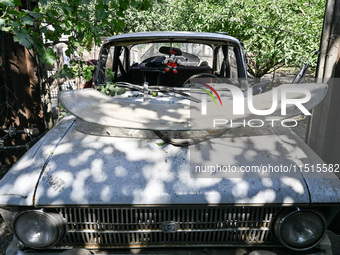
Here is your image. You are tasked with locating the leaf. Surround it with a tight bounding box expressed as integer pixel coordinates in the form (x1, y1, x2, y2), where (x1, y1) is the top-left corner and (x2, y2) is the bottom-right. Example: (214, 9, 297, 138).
(109, 89, 116, 96)
(23, 9, 43, 19)
(39, 26, 50, 34)
(63, 20, 72, 30)
(61, 5, 73, 14)
(83, 67, 94, 82)
(41, 48, 57, 66)
(0, 0, 21, 7)
(100, 86, 106, 94)
(13, 29, 33, 49)
(106, 68, 115, 80)
(119, 1, 128, 10)
(32, 34, 44, 48)
(156, 142, 165, 146)
(21, 15, 34, 26)
(11, 20, 20, 28)
(1, 26, 11, 32)
(96, 8, 106, 20)
(75, 22, 85, 32)
(141, 0, 152, 11)
(0, 18, 6, 28)
(108, 84, 115, 91)
(117, 87, 126, 95)
(57, 65, 74, 79)
(46, 10, 58, 19)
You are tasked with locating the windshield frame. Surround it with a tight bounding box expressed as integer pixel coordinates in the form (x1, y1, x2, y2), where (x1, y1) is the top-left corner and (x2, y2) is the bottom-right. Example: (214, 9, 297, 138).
(95, 33, 249, 89)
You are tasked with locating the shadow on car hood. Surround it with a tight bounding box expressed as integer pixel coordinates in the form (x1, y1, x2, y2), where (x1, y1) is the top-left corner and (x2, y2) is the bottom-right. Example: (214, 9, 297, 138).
(58, 83, 328, 131)
(1, 116, 339, 207)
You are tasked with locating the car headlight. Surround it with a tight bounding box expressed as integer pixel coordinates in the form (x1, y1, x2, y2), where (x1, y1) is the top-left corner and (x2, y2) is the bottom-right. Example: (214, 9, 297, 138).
(274, 209, 326, 251)
(14, 210, 65, 249)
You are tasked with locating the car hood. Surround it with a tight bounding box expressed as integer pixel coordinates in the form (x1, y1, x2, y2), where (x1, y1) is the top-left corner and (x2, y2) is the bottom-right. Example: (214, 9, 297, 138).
(1, 116, 340, 207)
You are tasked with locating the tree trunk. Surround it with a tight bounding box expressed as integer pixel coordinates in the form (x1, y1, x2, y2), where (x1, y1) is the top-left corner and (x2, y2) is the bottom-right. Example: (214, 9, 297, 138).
(0, 0, 51, 168)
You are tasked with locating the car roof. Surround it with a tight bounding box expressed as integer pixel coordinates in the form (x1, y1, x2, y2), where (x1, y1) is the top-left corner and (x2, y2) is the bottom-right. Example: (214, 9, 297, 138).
(103, 31, 242, 47)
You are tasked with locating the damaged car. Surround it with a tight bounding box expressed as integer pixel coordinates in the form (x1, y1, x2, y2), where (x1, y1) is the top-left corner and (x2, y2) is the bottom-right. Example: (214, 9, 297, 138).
(0, 31, 339, 255)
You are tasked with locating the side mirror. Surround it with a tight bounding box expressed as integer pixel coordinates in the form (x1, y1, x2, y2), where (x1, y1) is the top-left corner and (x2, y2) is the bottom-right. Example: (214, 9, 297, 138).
(252, 82, 268, 95)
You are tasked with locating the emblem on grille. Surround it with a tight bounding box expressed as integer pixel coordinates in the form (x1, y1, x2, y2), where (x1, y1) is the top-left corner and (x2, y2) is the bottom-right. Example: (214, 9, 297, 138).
(162, 222, 178, 232)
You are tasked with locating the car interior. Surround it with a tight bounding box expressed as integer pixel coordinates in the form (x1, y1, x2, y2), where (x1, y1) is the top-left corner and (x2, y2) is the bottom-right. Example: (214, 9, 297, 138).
(96, 41, 244, 88)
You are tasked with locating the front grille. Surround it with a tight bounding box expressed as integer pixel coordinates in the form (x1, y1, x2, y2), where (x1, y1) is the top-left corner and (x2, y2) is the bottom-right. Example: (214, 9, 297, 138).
(56, 206, 280, 248)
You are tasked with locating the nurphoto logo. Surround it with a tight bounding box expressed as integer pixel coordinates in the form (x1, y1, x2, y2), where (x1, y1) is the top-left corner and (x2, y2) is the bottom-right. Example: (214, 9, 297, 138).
(199, 84, 312, 116)
(198, 83, 223, 115)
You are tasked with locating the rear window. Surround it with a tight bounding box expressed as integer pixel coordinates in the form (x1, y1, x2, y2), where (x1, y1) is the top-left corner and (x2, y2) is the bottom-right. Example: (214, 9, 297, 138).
(130, 43, 213, 67)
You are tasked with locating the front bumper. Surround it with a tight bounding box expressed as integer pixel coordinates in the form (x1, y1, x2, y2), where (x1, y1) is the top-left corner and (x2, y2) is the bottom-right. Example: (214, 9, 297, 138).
(5, 236, 333, 255)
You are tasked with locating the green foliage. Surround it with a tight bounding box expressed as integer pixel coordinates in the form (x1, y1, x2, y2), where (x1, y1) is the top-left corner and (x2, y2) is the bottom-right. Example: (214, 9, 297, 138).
(124, 0, 325, 77)
(57, 103, 68, 121)
(0, 0, 325, 78)
(1, 0, 21, 7)
(52, 64, 74, 79)
(0, 0, 153, 65)
(68, 60, 95, 82)
(99, 83, 126, 97)
(99, 68, 126, 96)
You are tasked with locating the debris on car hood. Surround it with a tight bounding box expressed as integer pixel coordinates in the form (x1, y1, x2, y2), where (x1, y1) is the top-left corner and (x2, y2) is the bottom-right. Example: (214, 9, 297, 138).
(58, 83, 327, 130)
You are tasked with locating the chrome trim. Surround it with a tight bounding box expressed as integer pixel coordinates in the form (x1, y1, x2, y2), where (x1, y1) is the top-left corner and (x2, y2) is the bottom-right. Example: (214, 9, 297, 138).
(55, 206, 280, 248)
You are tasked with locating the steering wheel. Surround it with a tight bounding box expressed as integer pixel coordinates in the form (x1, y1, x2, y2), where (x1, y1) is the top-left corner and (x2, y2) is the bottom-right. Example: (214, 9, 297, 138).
(140, 56, 166, 67)
(182, 73, 223, 87)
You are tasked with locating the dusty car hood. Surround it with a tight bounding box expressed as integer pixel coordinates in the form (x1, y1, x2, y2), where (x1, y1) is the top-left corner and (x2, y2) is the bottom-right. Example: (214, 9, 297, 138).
(58, 83, 328, 130)
(1, 116, 340, 207)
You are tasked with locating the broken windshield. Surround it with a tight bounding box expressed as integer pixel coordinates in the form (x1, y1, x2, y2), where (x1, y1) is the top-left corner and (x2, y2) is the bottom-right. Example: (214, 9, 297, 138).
(130, 43, 213, 67)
